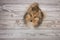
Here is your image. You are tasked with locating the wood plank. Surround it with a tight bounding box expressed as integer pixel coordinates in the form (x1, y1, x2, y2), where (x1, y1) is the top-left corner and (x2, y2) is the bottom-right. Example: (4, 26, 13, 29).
(0, 0, 60, 40)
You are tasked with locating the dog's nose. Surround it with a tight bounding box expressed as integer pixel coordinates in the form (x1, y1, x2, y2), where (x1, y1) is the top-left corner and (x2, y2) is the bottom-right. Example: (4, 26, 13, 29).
(30, 20, 32, 22)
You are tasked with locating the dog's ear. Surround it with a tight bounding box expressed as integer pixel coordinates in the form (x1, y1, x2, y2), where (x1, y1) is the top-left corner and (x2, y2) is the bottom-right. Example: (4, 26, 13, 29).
(23, 12, 28, 23)
(40, 10, 47, 19)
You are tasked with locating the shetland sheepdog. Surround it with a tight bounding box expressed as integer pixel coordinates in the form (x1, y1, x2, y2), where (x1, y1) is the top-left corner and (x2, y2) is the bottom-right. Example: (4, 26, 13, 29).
(24, 2, 44, 29)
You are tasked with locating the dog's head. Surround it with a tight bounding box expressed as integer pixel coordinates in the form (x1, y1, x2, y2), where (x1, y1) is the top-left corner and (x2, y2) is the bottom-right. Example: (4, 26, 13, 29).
(28, 2, 40, 13)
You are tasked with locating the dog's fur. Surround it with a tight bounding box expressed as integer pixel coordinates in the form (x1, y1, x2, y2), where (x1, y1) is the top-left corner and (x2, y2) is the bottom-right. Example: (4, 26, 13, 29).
(24, 2, 44, 28)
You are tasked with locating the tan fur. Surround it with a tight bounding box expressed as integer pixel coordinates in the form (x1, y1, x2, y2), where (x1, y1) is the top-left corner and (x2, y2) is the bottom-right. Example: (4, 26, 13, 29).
(24, 2, 44, 28)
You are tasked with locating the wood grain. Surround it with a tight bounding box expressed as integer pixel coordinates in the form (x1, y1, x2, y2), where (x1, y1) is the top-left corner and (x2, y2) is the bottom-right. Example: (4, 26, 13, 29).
(0, 0, 60, 40)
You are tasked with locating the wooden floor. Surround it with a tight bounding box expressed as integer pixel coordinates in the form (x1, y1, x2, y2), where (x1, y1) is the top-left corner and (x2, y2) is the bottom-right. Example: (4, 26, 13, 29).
(0, 0, 60, 40)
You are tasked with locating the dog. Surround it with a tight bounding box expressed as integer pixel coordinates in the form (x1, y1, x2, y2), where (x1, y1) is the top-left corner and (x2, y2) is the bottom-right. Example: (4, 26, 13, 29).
(24, 2, 44, 28)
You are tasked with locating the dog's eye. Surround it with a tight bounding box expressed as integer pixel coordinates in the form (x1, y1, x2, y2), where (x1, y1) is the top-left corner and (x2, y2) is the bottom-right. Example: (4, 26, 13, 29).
(34, 16, 37, 18)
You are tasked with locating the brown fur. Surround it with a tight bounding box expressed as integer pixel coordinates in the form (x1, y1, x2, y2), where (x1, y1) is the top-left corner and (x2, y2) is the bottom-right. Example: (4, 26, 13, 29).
(24, 2, 44, 28)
